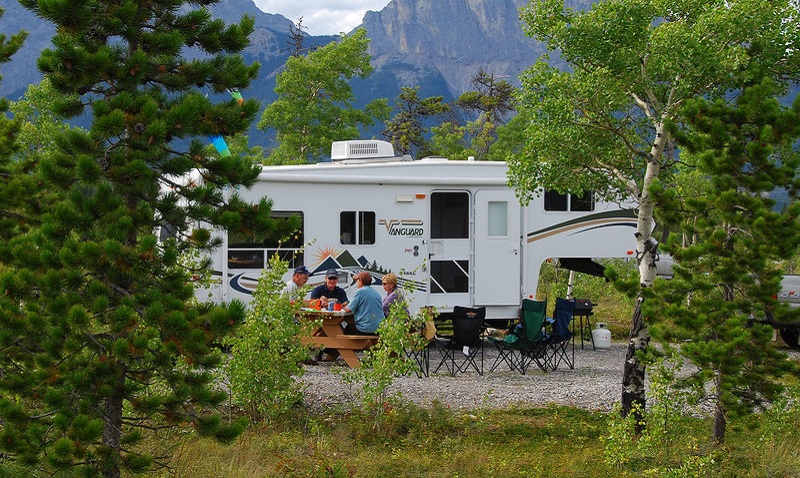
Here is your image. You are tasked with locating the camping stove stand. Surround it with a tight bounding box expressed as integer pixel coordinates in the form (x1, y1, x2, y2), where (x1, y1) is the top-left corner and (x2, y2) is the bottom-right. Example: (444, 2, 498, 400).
(573, 299, 596, 350)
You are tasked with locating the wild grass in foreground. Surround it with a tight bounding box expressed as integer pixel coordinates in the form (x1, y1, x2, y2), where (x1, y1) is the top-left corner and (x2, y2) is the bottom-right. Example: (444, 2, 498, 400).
(150, 398, 800, 478)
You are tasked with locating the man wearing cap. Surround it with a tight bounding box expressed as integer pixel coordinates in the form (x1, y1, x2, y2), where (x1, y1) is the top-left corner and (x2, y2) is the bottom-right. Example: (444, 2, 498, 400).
(309, 269, 351, 362)
(309, 269, 349, 309)
(281, 265, 310, 302)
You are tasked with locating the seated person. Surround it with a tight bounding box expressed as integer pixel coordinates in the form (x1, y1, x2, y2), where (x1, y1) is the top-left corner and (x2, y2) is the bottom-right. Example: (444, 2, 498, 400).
(344, 272, 384, 335)
(381, 273, 408, 317)
(310, 269, 349, 309)
(281, 265, 310, 303)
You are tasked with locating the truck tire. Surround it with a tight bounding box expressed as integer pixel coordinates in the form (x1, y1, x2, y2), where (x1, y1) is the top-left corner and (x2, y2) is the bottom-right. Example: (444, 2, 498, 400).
(779, 328, 800, 350)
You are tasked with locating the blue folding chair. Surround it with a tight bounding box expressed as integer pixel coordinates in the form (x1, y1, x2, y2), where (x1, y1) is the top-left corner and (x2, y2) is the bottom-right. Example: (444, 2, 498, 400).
(545, 298, 576, 371)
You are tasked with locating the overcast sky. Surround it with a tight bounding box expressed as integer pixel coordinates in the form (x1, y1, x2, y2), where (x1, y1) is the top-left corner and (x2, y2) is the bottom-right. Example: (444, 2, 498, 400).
(252, 1, 391, 36)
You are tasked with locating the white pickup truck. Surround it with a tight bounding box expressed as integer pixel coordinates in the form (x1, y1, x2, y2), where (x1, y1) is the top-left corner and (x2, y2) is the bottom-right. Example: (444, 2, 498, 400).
(657, 258, 800, 349)
(767, 275, 800, 349)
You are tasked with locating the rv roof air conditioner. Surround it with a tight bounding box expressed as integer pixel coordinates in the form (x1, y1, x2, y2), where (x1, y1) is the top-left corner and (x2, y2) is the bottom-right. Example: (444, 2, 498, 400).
(331, 140, 395, 161)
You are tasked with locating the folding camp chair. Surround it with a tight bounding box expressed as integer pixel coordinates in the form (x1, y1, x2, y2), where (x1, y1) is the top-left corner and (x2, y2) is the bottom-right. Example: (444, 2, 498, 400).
(545, 297, 576, 371)
(404, 318, 436, 377)
(488, 329, 522, 372)
(516, 299, 550, 374)
(489, 299, 548, 374)
(432, 306, 485, 375)
(405, 339, 431, 377)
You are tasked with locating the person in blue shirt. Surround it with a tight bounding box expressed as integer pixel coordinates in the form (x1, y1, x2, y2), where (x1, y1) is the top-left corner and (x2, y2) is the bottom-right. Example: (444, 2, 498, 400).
(344, 271, 384, 334)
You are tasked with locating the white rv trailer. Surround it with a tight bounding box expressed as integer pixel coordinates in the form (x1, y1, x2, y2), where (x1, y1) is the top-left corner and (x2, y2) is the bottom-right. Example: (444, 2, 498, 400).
(204, 140, 639, 321)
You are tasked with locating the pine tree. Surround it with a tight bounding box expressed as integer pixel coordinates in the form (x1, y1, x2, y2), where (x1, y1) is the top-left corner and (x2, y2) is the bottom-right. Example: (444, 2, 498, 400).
(286, 18, 310, 58)
(0, 6, 27, 243)
(456, 68, 515, 160)
(429, 69, 515, 160)
(648, 77, 800, 443)
(383, 86, 450, 157)
(0, 1, 286, 476)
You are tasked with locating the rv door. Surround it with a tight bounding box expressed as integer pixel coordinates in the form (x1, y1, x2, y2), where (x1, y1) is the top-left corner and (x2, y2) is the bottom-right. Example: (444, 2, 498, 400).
(473, 190, 522, 305)
(427, 191, 471, 309)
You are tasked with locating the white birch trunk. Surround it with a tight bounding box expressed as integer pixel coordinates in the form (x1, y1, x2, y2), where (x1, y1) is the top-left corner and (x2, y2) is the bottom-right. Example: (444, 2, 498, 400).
(621, 119, 668, 419)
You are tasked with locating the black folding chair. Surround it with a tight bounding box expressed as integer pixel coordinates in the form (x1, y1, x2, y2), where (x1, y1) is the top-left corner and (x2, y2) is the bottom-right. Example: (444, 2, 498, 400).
(405, 331, 433, 378)
(432, 306, 486, 375)
(403, 308, 438, 377)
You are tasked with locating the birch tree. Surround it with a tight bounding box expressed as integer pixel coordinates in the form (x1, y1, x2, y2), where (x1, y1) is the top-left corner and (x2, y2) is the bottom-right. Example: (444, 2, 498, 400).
(502, 0, 800, 419)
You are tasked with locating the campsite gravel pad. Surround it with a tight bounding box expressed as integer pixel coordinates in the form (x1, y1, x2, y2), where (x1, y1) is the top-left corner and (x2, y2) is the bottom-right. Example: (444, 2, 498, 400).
(299, 343, 629, 412)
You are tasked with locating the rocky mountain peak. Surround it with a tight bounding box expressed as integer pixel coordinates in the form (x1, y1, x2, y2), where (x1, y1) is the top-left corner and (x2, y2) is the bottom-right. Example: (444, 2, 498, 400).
(363, 0, 544, 96)
(0, 0, 582, 116)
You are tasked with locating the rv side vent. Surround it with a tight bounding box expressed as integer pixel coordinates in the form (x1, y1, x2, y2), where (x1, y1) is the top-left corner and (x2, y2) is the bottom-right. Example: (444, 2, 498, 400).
(331, 140, 395, 161)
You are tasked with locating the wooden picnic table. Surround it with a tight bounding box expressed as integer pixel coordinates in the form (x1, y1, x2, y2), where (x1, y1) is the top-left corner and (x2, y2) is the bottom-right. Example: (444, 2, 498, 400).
(297, 309, 380, 368)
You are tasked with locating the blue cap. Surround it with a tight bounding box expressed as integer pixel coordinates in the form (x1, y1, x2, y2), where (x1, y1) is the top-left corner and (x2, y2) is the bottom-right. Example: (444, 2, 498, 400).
(326, 269, 338, 278)
(293, 265, 309, 275)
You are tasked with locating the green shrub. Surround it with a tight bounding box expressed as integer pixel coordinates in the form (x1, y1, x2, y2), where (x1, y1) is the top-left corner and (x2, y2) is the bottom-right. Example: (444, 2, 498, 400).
(337, 301, 426, 411)
(602, 350, 718, 474)
(224, 256, 312, 423)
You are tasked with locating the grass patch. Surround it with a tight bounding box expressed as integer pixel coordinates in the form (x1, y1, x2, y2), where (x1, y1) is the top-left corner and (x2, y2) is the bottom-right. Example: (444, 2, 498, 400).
(150, 400, 800, 477)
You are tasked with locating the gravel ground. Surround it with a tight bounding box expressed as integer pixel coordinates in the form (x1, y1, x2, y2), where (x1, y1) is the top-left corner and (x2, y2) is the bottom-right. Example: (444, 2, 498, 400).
(299, 342, 629, 412)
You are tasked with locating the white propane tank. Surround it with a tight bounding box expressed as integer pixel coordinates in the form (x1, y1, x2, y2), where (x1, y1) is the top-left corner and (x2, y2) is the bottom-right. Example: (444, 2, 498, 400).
(592, 322, 612, 350)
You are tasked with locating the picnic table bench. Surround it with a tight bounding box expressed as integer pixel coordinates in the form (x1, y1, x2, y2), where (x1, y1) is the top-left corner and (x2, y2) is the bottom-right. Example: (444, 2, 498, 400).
(297, 309, 380, 368)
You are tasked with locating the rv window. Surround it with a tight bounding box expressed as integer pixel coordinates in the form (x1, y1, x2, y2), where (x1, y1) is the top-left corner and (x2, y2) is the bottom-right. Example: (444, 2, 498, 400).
(430, 260, 469, 293)
(228, 250, 264, 269)
(570, 191, 594, 211)
(229, 212, 304, 248)
(341, 212, 355, 244)
(487, 201, 508, 237)
(544, 190, 595, 212)
(431, 192, 469, 239)
(359, 211, 376, 244)
(544, 190, 568, 211)
(340, 211, 376, 245)
(227, 211, 304, 269)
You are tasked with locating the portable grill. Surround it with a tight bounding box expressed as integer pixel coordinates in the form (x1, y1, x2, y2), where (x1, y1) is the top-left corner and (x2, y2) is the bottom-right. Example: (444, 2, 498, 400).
(573, 299, 596, 350)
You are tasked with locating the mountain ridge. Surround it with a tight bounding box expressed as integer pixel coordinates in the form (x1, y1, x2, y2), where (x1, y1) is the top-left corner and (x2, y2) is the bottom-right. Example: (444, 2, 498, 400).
(0, 0, 553, 101)
(363, 0, 554, 96)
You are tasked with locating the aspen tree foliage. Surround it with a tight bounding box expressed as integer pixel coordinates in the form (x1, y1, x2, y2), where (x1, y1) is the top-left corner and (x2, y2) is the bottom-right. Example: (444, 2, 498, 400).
(503, 0, 800, 420)
(257, 28, 390, 163)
